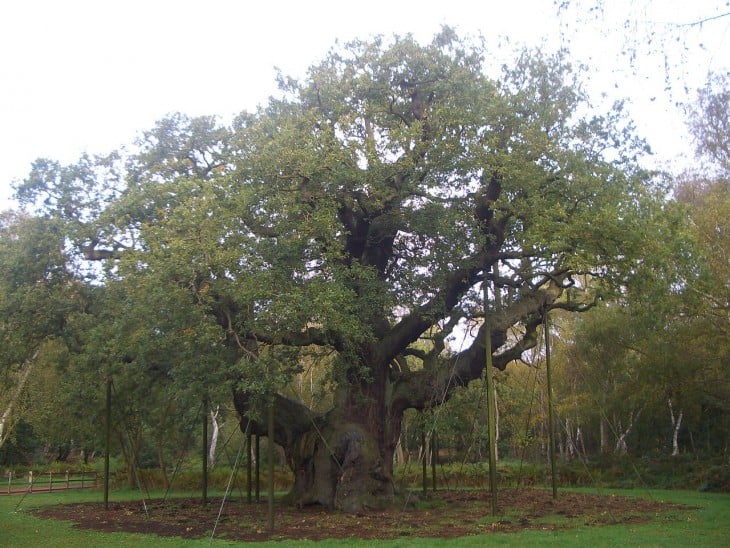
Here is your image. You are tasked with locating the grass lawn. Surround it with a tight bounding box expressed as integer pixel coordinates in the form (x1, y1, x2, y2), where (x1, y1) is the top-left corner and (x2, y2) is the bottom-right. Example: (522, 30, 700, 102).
(1, 487, 728, 546)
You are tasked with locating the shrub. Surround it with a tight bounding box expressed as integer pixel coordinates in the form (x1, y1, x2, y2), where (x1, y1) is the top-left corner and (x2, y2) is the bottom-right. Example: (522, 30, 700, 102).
(698, 465, 730, 493)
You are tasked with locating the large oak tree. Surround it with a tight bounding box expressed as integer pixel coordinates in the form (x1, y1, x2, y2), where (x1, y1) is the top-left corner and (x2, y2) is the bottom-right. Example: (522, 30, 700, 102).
(15, 30, 687, 510)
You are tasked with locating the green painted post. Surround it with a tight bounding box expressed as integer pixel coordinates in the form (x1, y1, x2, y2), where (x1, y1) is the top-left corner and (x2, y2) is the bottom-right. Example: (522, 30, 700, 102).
(421, 428, 427, 494)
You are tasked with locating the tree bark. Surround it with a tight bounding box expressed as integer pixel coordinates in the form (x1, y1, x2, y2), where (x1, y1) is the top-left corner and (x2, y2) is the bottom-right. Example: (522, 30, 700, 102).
(234, 376, 403, 512)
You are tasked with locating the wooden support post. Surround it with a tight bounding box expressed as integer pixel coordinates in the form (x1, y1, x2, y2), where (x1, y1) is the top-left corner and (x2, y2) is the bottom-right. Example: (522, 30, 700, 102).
(202, 396, 209, 506)
(484, 270, 498, 516)
(431, 432, 437, 492)
(255, 435, 261, 503)
(104, 377, 112, 510)
(421, 428, 427, 495)
(544, 312, 558, 499)
(246, 432, 253, 503)
(267, 398, 275, 533)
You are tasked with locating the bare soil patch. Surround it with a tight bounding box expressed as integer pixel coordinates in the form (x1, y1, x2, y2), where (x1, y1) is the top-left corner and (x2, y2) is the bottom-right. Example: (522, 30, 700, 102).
(32, 489, 690, 542)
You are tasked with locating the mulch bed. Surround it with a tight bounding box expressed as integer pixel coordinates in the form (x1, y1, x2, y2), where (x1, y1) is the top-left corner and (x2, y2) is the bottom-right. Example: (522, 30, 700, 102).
(31, 488, 691, 542)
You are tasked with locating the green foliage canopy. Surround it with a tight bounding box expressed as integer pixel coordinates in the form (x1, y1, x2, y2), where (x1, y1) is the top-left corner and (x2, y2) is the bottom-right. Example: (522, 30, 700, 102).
(9, 29, 694, 436)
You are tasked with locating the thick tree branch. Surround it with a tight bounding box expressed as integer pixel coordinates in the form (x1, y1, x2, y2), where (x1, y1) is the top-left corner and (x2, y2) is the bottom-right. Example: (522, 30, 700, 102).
(234, 391, 324, 450)
(378, 259, 484, 366)
(392, 276, 566, 411)
(82, 238, 124, 261)
(250, 326, 346, 352)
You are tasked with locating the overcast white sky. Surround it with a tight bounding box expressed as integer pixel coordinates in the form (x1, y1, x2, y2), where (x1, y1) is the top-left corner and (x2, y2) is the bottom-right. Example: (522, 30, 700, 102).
(1, 0, 728, 211)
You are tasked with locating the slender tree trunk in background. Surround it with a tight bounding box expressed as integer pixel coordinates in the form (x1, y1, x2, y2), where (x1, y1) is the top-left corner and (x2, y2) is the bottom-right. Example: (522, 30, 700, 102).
(564, 418, 577, 459)
(668, 399, 683, 457)
(576, 426, 586, 456)
(119, 430, 144, 489)
(156, 441, 170, 490)
(614, 409, 640, 455)
(209, 407, 221, 468)
(615, 420, 627, 455)
(394, 437, 405, 465)
(0, 351, 38, 448)
(600, 419, 608, 454)
(672, 412, 683, 456)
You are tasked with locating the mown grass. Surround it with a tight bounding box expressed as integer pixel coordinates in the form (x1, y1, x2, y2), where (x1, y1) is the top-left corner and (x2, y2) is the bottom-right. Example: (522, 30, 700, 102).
(1, 487, 728, 546)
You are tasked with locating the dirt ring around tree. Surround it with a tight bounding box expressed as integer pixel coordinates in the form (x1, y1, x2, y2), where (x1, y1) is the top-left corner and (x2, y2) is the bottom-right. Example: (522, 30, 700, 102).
(31, 488, 692, 542)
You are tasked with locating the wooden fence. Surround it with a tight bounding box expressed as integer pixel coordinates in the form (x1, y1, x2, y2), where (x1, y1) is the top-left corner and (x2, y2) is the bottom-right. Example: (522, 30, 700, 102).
(3, 470, 98, 495)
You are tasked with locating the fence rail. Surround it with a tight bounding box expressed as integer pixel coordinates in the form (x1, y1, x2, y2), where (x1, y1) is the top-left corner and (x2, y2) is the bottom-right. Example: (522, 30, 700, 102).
(3, 470, 98, 495)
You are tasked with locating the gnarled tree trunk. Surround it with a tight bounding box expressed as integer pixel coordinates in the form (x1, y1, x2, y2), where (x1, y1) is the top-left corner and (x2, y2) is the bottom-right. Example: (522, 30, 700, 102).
(233, 279, 568, 512)
(234, 367, 405, 512)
